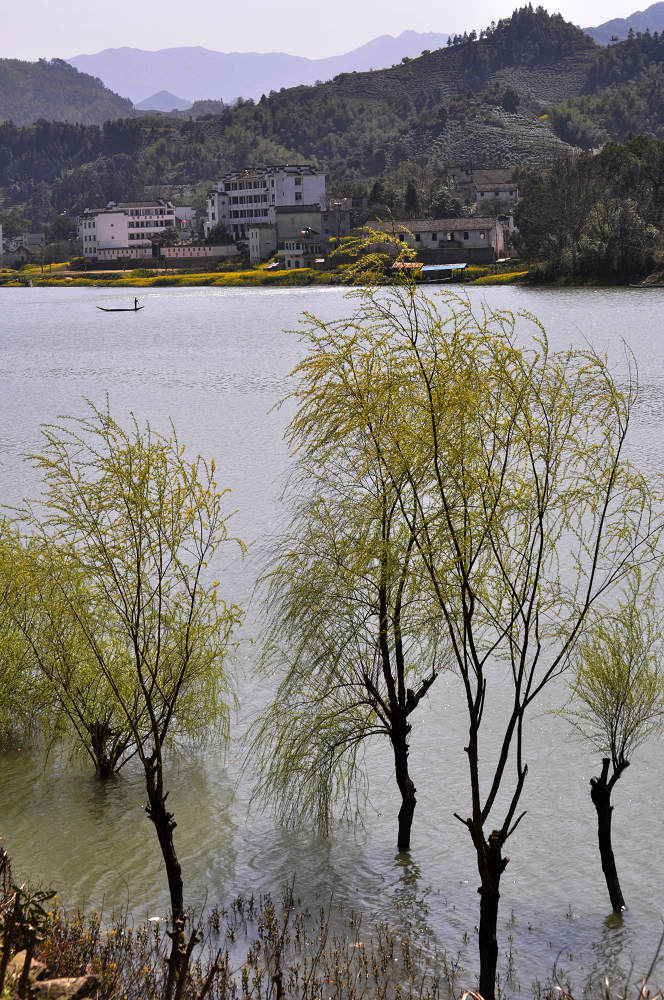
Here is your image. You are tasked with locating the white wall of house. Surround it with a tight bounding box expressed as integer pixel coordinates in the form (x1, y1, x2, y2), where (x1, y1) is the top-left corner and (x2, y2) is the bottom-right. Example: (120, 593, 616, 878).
(401, 218, 507, 257)
(95, 212, 129, 249)
(474, 185, 518, 210)
(206, 165, 326, 240)
(160, 244, 238, 259)
(248, 226, 278, 265)
(78, 202, 176, 258)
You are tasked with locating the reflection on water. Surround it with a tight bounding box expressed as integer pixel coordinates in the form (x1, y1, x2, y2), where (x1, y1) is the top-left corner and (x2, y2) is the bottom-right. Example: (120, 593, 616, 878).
(1, 284, 664, 990)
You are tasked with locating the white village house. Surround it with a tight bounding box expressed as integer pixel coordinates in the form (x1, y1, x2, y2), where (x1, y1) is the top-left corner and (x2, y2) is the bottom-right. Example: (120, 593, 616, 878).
(395, 217, 509, 264)
(78, 200, 177, 257)
(248, 200, 352, 266)
(205, 165, 326, 240)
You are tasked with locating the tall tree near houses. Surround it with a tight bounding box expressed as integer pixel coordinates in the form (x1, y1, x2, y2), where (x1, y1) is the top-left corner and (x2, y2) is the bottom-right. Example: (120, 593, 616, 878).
(404, 179, 419, 218)
(23, 402, 243, 1000)
(563, 579, 664, 911)
(281, 234, 662, 1000)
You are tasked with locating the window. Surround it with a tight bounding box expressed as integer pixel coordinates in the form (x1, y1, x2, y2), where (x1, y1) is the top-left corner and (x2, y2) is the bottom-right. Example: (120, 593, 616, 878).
(480, 231, 486, 240)
(415, 233, 420, 242)
(447, 231, 454, 241)
(464, 232, 469, 240)
(295, 177, 302, 186)
(295, 193, 302, 201)
(431, 232, 437, 241)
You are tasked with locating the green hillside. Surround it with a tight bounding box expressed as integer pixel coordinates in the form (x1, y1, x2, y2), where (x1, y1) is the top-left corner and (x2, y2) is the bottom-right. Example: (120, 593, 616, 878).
(0, 58, 135, 126)
(4, 6, 664, 225)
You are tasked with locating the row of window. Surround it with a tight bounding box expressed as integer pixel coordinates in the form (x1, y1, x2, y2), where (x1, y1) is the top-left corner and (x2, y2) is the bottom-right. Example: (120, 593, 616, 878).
(283, 241, 321, 251)
(229, 209, 270, 219)
(478, 190, 516, 197)
(223, 180, 267, 192)
(414, 231, 486, 242)
(127, 208, 174, 217)
(230, 195, 269, 205)
(222, 174, 306, 192)
(128, 221, 171, 229)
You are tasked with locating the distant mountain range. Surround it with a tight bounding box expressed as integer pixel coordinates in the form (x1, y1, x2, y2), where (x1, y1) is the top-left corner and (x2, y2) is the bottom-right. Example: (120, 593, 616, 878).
(585, 0, 664, 42)
(68, 31, 449, 105)
(3, 3, 664, 128)
(64, 3, 664, 112)
(135, 90, 192, 112)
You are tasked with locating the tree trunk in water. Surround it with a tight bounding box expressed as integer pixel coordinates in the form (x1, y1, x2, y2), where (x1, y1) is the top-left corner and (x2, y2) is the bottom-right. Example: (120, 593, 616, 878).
(477, 832, 504, 1000)
(590, 758, 625, 912)
(145, 780, 183, 921)
(392, 719, 416, 851)
(145, 763, 185, 1000)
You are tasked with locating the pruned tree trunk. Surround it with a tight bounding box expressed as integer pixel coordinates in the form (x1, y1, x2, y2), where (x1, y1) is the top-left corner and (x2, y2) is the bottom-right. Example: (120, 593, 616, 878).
(392, 718, 416, 851)
(477, 831, 507, 1000)
(590, 757, 626, 912)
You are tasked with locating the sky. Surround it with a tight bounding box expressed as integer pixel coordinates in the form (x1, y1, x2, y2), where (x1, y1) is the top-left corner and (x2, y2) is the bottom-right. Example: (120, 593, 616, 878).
(1, 0, 643, 61)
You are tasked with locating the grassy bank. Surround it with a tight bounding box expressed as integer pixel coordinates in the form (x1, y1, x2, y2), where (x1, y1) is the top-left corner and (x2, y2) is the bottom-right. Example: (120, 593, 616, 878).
(0, 265, 340, 289)
(0, 259, 536, 289)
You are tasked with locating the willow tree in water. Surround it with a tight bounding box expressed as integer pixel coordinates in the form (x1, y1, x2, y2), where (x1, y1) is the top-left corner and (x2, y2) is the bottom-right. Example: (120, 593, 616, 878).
(24, 403, 243, 1000)
(253, 343, 445, 851)
(0, 521, 47, 750)
(565, 579, 664, 912)
(263, 233, 662, 1000)
(4, 532, 143, 775)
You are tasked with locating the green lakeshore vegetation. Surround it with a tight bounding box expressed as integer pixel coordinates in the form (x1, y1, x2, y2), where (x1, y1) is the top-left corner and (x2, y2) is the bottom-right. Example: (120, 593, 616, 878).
(2, 239, 664, 1000)
(0, 259, 530, 289)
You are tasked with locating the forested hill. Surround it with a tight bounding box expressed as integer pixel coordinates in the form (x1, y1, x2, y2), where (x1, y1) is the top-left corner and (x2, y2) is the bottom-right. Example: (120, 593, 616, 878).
(0, 59, 135, 126)
(327, 5, 595, 105)
(5, 6, 664, 223)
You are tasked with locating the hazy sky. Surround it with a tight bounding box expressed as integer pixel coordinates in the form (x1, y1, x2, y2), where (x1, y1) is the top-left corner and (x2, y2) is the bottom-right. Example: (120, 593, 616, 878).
(2, 0, 641, 61)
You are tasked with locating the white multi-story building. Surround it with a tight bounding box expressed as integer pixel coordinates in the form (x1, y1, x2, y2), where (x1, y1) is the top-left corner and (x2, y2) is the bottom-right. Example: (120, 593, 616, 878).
(205, 165, 326, 240)
(78, 200, 176, 258)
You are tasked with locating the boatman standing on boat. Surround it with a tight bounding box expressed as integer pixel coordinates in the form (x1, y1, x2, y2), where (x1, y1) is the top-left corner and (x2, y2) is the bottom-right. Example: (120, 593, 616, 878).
(134, 297, 139, 310)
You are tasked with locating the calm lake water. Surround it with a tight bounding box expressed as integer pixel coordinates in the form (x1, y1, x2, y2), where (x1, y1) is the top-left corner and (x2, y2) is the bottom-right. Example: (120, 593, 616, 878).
(1, 284, 663, 995)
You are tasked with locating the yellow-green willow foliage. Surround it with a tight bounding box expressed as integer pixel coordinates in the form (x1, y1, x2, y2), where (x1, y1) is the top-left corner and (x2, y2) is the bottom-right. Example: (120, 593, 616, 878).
(255, 256, 663, 999)
(20, 401, 243, 988)
(563, 577, 664, 910)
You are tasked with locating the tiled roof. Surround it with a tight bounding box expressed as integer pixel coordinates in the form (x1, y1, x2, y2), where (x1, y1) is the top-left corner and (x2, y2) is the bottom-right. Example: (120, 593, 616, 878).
(392, 217, 500, 233)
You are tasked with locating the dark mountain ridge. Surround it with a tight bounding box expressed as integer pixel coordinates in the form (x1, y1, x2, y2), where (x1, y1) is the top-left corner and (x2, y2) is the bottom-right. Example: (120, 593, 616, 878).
(0, 58, 135, 126)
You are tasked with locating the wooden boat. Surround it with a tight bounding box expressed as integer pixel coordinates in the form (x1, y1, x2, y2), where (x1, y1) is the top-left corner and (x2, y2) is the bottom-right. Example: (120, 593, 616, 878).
(97, 305, 144, 312)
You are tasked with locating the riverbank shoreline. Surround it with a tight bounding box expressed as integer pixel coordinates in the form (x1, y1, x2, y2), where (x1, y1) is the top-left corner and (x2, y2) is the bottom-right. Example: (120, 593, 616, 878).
(2, 261, 662, 290)
(0, 258, 533, 289)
